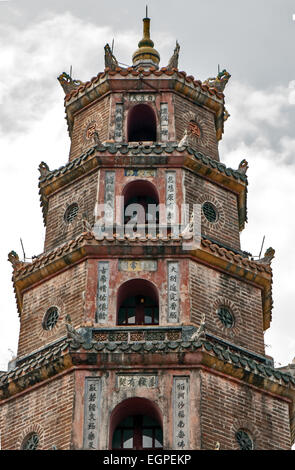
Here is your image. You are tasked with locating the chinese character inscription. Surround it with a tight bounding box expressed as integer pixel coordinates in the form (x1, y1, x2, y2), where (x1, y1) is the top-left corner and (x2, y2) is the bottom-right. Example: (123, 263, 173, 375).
(96, 262, 110, 323)
(83, 377, 101, 450)
(173, 376, 190, 450)
(167, 261, 179, 323)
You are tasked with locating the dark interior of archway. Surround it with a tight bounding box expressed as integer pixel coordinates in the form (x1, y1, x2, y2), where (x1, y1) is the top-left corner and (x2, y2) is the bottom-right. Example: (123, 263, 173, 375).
(128, 104, 157, 142)
(109, 397, 163, 450)
(123, 180, 159, 225)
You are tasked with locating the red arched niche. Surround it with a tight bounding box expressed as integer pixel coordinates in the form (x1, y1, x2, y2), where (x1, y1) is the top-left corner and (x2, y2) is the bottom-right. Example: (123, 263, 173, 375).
(127, 104, 157, 142)
(123, 179, 159, 203)
(117, 278, 159, 322)
(109, 397, 163, 449)
(122, 180, 159, 226)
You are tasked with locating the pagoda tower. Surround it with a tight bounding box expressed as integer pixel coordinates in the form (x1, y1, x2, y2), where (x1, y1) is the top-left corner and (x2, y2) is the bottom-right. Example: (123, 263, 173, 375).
(1, 16, 295, 451)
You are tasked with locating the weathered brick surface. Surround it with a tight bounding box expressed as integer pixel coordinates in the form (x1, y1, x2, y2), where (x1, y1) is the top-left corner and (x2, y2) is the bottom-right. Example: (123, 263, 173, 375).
(69, 95, 110, 161)
(44, 170, 99, 252)
(2, 68, 290, 452)
(200, 371, 291, 450)
(72, 369, 201, 450)
(189, 260, 265, 356)
(86, 258, 190, 327)
(0, 372, 74, 450)
(184, 169, 241, 251)
(173, 94, 219, 160)
(96, 167, 184, 226)
(18, 262, 87, 357)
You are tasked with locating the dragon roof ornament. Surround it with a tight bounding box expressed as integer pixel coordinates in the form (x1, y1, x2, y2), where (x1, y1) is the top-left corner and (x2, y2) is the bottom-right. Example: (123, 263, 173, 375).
(203, 69, 231, 93)
(57, 72, 85, 95)
(104, 43, 119, 71)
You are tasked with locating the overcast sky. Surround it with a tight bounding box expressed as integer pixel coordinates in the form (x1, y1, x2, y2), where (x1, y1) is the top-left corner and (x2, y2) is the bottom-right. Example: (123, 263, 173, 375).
(0, 0, 295, 371)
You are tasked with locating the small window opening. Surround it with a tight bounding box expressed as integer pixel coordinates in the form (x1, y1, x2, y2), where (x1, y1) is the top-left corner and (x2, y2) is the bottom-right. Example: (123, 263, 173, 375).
(117, 279, 159, 326)
(128, 104, 157, 142)
(112, 415, 163, 450)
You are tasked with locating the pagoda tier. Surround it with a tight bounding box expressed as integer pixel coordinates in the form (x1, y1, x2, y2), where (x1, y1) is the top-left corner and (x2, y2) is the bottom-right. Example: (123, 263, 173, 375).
(1, 16, 294, 451)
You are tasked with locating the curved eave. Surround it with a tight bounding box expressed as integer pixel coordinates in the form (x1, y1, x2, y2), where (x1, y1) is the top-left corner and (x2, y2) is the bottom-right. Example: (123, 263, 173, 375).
(0, 343, 294, 412)
(38, 146, 247, 230)
(190, 244, 272, 331)
(63, 69, 225, 141)
(12, 233, 272, 331)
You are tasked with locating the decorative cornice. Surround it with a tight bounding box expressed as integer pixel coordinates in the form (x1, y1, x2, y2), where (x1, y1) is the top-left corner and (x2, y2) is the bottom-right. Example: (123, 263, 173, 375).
(195, 239, 273, 330)
(62, 67, 226, 141)
(64, 67, 224, 103)
(38, 144, 247, 229)
(10, 229, 272, 329)
(0, 329, 294, 407)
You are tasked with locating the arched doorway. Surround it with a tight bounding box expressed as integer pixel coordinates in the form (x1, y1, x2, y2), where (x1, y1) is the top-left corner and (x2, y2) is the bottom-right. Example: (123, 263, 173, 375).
(127, 104, 157, 142)
(110, 397, 163, 450)
(123, 180, 159, 231)
(117, 279, 159, 326)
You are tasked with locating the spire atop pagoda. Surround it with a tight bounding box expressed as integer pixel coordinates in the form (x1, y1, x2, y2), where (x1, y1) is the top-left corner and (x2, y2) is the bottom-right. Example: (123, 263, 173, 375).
(132, 12, 160, 69)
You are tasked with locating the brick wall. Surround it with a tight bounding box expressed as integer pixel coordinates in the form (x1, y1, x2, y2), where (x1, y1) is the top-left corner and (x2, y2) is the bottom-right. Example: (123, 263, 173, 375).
(173, 94, 219, 160)
(18, 262, 87, 357)
(190, 260, 265, 356)
(69, 95, 110, 161)
(86, 258, 191, 327)
(0, 372, 74, 450)
(44, 170, 99, 252)
(71, 369, 200, 450)
(184, 169, 241, 251)
(200, 371, 291, 450)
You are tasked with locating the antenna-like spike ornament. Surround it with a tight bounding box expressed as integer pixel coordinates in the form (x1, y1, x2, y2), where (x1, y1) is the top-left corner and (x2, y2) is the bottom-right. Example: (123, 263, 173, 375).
(132, 15, 160, 69)
(167, 40, 180, 70)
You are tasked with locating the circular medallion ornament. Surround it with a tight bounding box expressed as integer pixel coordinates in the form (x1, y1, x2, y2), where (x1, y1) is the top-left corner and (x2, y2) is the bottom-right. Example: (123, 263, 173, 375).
(22, 433, 39, 450)
(43, 306, 59, 331)
(217, 306, 234, 329)
(235, 430, 254, 450)
(182, 111, 211, 148)
(82, 113, 103, 148)
(85, 121, 97, 140)
(202, 201, 218, 223)
(64, 202, 79, 224)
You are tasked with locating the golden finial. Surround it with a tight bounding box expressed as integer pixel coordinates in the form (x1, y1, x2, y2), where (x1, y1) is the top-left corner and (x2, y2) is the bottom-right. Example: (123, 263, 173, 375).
(132, 10, 160, 69)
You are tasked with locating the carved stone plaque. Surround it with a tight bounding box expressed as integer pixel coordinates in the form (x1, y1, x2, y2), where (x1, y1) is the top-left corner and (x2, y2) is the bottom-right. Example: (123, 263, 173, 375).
(166, 171, 176, 224)
(167, 261, 179, 323)
(173, 376, 190, 450)
(124, 168, 156, 177)
(114, 104, 123, 142)
(96, 262, 110, 323)
(117, 374, 158, 388)
(104, 171, 115, 225)
(129, 93, 155, 102)
(160, 103, 169, 141)
(83, 377, 102, 450)
(118, 259, 157, 272)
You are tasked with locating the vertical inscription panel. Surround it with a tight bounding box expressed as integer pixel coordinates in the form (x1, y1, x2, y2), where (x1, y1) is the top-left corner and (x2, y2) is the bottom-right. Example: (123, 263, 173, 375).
(104, 171, 115, 225)
(114, 104, 123, 142)
(173, 376, 190, 450)
(166, 171, 176, 224)
(83, 377, 102, 450)
(96, 261, 110, 323)
(167, 261, 179, 323)
(160, 103, 169, 141)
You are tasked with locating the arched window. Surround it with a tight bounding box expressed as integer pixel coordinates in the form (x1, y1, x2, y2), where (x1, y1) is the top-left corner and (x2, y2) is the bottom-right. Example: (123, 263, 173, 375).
(112, 415, 163, 449)
(128, 104, 157, 142)
(110, 398, 163, 450)
(117, 279, 159, 325)
(123, 180, 159, 231)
